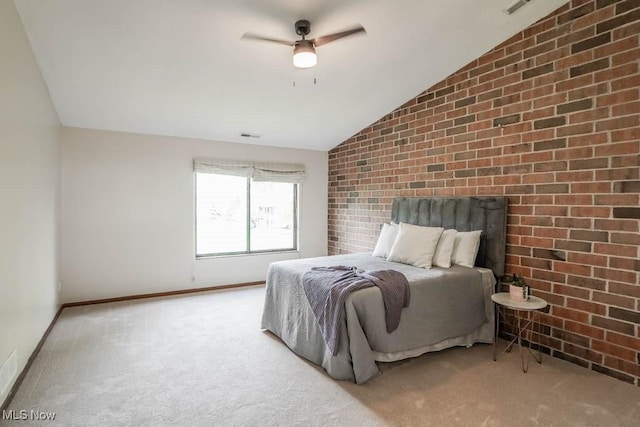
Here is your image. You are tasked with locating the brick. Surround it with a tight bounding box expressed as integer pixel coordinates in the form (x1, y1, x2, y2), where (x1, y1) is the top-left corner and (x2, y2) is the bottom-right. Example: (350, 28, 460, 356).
(593, 194, 640, 206)
(536, 183, 569, 194)
(557, 170, 594, 182)
(552, 328, 590, 348)
(534, 116, 567, 129)
(570, 230, 609, 242)
(612, 74, 640, 92)
(568, 81, 609, 102)
(570, 158, 609, 170)
(596, 116, 640, 132)
(597, 8, 640, 33)
(567, 275, 606, 291)
(523, 63, 554, 79)
(595, 142, 640, 159)
(557, 3, 596, 25)
(556, 25, 596, 49)
(535, 205, 569, 217)
(595, 0, 617, 9)
(611, 232, 640, 245)
(597, 88, 639, 107)
(609, 307, 640, 324)
(595, 291, 636, 310)
(493, 114, 521, 127)
(594, 266, 637, 283)
(565, 320, 605, 340)
(592, 364, 635, 384)
(454, 114, 476, 126)
(573, 111, 611, 131)
(556, 240, 592, 253)
(454, 95, 476, 109)
(570, 58, 610, 77)
(524, 40, 555, 59)
(446, 125, 467, 136)
(553, 306, 589, 323)
(595, 218, 638, 232)
(494, 94, 522, 108)
(613, 207, 640, 219)
(612, 101, 640, 117)
(609, 256, 640, 271)
(616, 0, 640, 15)
(435, 85, 455, 98)
(571, 182, 612, 193)
(553, 262, 591, 276)
(554, 216, 591, 228)
(568, 297, 607, 316)
(556, 74, 594, 94)
(609, 281, 640, 298)
(593, 340, 636, 362)
(592, 315, 636, 336)
(537, 23, 572, 44)
(572, 32, 612, 54)
(495, 52, 523, 68)
(532, 268, 566, 282)
(557, 98, 594, 114)
(533, 161, 568, 173)
(568, 251, 609, 267)
(534, 138, 567, 151)
(614, 180, 640, 192)
(454, 169, 476, 178)
(558, 123, 595, 137)
(554, 351, 590, 368)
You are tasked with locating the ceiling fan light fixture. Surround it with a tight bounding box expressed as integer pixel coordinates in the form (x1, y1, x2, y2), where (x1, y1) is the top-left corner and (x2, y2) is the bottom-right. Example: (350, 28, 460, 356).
(293, 40, 317, 68)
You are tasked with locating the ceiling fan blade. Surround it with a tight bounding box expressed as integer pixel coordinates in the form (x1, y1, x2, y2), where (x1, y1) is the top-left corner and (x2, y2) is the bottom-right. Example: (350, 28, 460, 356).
(312, 25, 366, 47)
(241, 33, 295, 46)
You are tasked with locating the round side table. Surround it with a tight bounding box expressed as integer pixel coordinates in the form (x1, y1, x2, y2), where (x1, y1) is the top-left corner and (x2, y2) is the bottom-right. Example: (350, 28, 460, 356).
(491, 292, 548, 373)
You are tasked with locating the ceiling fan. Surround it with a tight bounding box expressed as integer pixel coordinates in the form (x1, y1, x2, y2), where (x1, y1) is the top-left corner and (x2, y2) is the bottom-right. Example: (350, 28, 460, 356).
(242, 20, 366, 69)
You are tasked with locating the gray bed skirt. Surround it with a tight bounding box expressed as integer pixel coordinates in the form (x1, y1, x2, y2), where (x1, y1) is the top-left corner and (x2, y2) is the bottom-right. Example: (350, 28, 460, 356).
(261, 253, 496, 384)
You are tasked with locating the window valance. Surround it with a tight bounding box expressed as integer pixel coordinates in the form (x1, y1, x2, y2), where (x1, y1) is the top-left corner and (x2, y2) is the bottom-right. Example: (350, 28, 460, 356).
(194, 158, 305, 183)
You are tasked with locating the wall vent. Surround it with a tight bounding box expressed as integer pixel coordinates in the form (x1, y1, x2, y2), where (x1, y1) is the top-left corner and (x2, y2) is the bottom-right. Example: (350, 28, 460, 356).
(240, 132, 261, 138)
(0, 349, 17, 398)
(505, 0, 532, 15)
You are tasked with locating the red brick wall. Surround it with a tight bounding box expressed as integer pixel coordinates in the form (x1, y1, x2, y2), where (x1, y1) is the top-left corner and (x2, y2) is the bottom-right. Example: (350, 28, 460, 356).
(328, 0, 640, 385)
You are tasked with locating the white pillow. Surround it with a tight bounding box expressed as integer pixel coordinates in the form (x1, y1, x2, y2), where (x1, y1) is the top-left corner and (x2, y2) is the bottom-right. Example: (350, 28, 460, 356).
(432, 229, 457, 268)
(387, 223, 444, 269)
(451, 230, 482, 268)
(372, 223, 399, 258)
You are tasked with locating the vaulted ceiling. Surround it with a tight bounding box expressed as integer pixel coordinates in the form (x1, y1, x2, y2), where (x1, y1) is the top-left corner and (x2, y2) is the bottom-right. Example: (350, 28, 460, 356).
(14, 0, 568, 150)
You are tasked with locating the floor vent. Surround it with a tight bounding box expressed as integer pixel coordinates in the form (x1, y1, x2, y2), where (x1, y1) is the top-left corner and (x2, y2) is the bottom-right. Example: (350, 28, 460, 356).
(505, 0, 532, 15)
(0, 349, 17, 398)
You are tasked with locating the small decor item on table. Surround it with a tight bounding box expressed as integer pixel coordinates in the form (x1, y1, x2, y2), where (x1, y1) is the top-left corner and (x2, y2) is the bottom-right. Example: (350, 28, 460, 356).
(507, 274, 530, 302)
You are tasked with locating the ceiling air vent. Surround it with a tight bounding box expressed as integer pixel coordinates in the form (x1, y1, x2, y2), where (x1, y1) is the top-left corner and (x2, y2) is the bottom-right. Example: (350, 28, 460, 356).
(505, 0, 531, 15)
(240, 132, 261, 138)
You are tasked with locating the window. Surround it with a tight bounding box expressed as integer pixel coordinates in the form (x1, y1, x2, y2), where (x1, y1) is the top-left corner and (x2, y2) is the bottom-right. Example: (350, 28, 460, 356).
(194, 158, 303, 257)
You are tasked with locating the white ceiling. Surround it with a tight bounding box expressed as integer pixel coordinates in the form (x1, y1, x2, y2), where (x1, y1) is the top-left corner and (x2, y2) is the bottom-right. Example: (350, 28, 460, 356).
(14, 0, 568, 151)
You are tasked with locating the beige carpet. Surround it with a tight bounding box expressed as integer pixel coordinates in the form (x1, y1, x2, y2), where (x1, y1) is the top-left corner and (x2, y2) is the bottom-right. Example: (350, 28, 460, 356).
(3, 285, 640, 426)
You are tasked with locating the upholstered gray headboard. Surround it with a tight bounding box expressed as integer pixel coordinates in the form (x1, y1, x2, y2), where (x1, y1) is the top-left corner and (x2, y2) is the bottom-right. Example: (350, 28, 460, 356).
(391, 197, 508, 278)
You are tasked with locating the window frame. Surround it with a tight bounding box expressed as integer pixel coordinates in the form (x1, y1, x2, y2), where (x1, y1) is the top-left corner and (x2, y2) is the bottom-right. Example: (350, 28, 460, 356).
(195, 172, 299, 258)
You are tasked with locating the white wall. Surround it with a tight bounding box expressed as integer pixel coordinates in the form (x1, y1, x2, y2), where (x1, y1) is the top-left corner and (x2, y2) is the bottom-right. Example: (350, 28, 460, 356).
(61, 127, 328, 303)
(0, 0, 61, 406)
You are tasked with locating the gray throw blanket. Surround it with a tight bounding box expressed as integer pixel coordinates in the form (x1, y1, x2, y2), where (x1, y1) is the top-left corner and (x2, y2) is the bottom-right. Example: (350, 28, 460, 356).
(302, 266, 410, 355)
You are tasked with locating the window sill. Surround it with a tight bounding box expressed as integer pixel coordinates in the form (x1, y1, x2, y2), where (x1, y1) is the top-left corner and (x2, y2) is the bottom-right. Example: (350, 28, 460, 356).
(196, 250, 299, 260)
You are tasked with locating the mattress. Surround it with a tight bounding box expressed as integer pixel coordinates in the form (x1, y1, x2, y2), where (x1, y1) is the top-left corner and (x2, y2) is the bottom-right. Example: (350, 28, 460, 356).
(261, 253, 496, 383)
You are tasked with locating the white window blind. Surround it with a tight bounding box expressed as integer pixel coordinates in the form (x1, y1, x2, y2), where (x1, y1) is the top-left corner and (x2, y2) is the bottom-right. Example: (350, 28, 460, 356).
(194, 158, 305, 183)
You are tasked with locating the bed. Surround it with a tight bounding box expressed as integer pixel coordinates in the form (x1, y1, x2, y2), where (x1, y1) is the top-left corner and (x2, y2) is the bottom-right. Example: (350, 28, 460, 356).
(261, 196, 508, 383)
